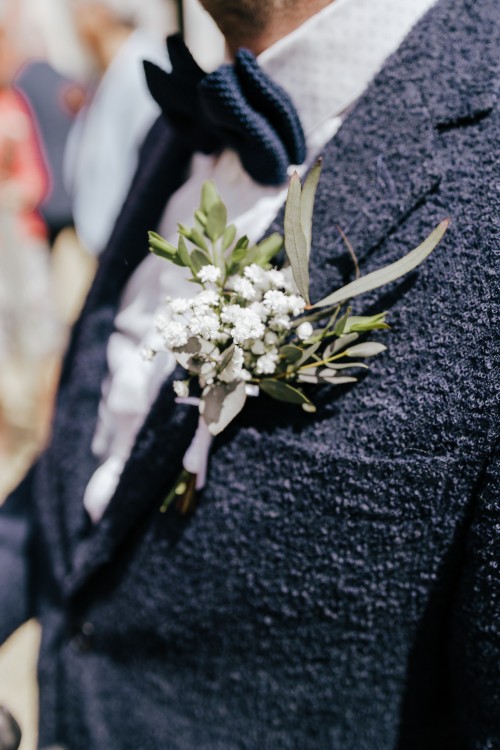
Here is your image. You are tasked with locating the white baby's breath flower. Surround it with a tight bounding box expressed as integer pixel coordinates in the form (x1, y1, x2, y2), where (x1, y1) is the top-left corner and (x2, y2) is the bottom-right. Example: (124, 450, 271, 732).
(195, 289, 220, 308)
(249, 301, 269, 322)
(173, 380, 189, 398)
(233, 277, 257, 301)
(297, 322, 314, 341)
(266, 269, 287, 290)
(244, 263, 268, 287)
(232, 309, 265, 344)
(198, 265, 221, 284)
(189, 312, 220, 341)
(263, 289, 290, 315)
(269, 315, 291, 332)
(162, 320, 189, 349)
(155, 312, 170, 332)
(169, 298, 190, 314)
(255, 349, 279, 375)
(264, 331, 279, 346)
(251, 340, 266, 355)
(287, 294, 307, 317)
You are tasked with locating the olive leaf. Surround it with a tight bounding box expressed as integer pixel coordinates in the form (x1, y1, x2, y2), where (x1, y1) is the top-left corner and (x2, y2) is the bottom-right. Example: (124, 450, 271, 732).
(260, 379, 312, 405)
(280, 344, 303, 363)
(284, 172, 310, 303)
(301, 158, 322, 259)
(323, 333, 359, 358)
(312, 219, 450, 308)
(345, 342, 387, 358)
(200, 381, 247, 436)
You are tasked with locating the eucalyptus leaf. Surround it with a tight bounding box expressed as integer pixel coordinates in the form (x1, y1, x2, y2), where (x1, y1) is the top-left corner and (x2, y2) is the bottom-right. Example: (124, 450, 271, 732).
(206, 201, 227, 242)
(218, 344, 235, 372)
(301, 158, 322, 258)
(260, 379, 311, 405)
(280, 344, 303, 363)
(313, 219, 450, 308)
(284, 172, 310, 303)
(200, 381, 247, 436)
(201, 181, 219, 214)
(345, 342, 387, 358)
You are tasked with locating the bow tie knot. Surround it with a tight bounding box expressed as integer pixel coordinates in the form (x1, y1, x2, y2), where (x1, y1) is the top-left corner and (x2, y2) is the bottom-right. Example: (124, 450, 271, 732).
(144, 34, 306, 186)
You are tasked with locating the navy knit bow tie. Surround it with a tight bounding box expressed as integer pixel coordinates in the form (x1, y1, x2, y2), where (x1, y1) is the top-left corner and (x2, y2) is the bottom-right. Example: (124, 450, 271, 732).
(143, 34, 306, 186)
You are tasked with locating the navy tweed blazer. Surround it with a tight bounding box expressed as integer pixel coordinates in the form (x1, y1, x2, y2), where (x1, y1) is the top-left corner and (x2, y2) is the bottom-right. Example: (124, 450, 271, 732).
(1, 0, 498, 748)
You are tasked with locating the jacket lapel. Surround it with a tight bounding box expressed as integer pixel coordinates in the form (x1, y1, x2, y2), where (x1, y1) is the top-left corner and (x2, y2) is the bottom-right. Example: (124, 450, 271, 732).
(62, 0, 497, 595)
(36, 118, 193, 586)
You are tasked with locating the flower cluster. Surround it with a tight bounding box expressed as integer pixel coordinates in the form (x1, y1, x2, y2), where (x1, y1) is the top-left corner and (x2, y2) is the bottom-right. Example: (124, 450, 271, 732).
(155, 263, 310, 395)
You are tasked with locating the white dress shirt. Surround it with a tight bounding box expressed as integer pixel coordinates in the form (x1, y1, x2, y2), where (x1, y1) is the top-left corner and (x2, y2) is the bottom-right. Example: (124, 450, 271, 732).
(65, 29, 168, 255)
(83, 0, 437, 523)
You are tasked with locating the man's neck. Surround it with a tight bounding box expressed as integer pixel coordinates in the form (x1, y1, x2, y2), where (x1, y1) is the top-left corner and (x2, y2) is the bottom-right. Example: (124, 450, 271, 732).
(226, 0, 334, 57)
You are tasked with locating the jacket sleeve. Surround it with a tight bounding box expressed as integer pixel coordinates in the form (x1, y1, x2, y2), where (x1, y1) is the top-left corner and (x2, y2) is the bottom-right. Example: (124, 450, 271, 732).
(0, 465, 37, 645)
(450, 441, 500, 749)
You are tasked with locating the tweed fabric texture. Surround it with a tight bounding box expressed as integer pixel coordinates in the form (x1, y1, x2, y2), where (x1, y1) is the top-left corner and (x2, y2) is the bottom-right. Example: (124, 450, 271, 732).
(0, 0, 499, 748)
(144, 34, 306, 185)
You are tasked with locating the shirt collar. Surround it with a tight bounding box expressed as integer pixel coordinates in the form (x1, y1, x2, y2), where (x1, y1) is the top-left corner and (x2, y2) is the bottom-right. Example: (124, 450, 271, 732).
(258, 0, 437, 141)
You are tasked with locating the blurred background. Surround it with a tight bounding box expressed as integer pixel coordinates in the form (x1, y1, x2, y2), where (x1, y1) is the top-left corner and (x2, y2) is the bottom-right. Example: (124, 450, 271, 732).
(0, 1, 223, 747)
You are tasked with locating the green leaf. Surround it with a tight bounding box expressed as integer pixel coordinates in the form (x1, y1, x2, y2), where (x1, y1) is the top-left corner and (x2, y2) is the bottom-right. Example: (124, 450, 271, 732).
(312, 219, 450, 308)
(324, 333, 359, 358)
(218, 344, 235, 372)
(320, 375, 358, 385)
(222, 224, 237, 252)
(177, 235, 191, 268)
(297, 340, 322, 367)
(194, 210, 207, 227)
(323, 362, 369, 371)
(190, 249, 211, 274)
(345, 342, 387, 358)
(301, 158, 322, 259)
(280, 344, 303, 363)
(206, 201, 227, 242)
(343, 313, 389, 333)
(200, 381, 247, 436)
(201, 181, 219, 214)
(284, 172, 310, 303)
(148, 231, 177, 257)
(254, 232, 284, 267)
(333, 306, 352, 337)
(234, 236, 249, 251)
(191, 229, 210, 253)
(259, 379, 311, 405)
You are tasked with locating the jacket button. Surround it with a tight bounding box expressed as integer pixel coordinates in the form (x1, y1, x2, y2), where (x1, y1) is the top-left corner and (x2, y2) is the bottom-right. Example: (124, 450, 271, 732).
(70, 622, 95, 653)
(0, 705, 22, 750)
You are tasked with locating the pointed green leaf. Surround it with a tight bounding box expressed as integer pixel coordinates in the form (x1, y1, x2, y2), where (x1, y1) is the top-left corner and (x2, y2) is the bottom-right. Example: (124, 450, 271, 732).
(284, 172, 310, 303)
(195, 210, 207, 227)
(191, 249, 210, 274)
(222, 224, 237, 252)
(254, 232, 284, 267)
(343, 313, 389, 333)
(201, 181, 219, 214)
(323, 333, 359, 358)
(313, 219, 450, 308)
(259, 379, 311, 405)
(206, 201, 227, 242)
(345, 342, 387, 358)
(301, 158, 322, 258)
(280, 344, 303, 363)
(177, 235, 191, 268)
(149, 231, 177, 257)
(333, 306, 352, 337)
